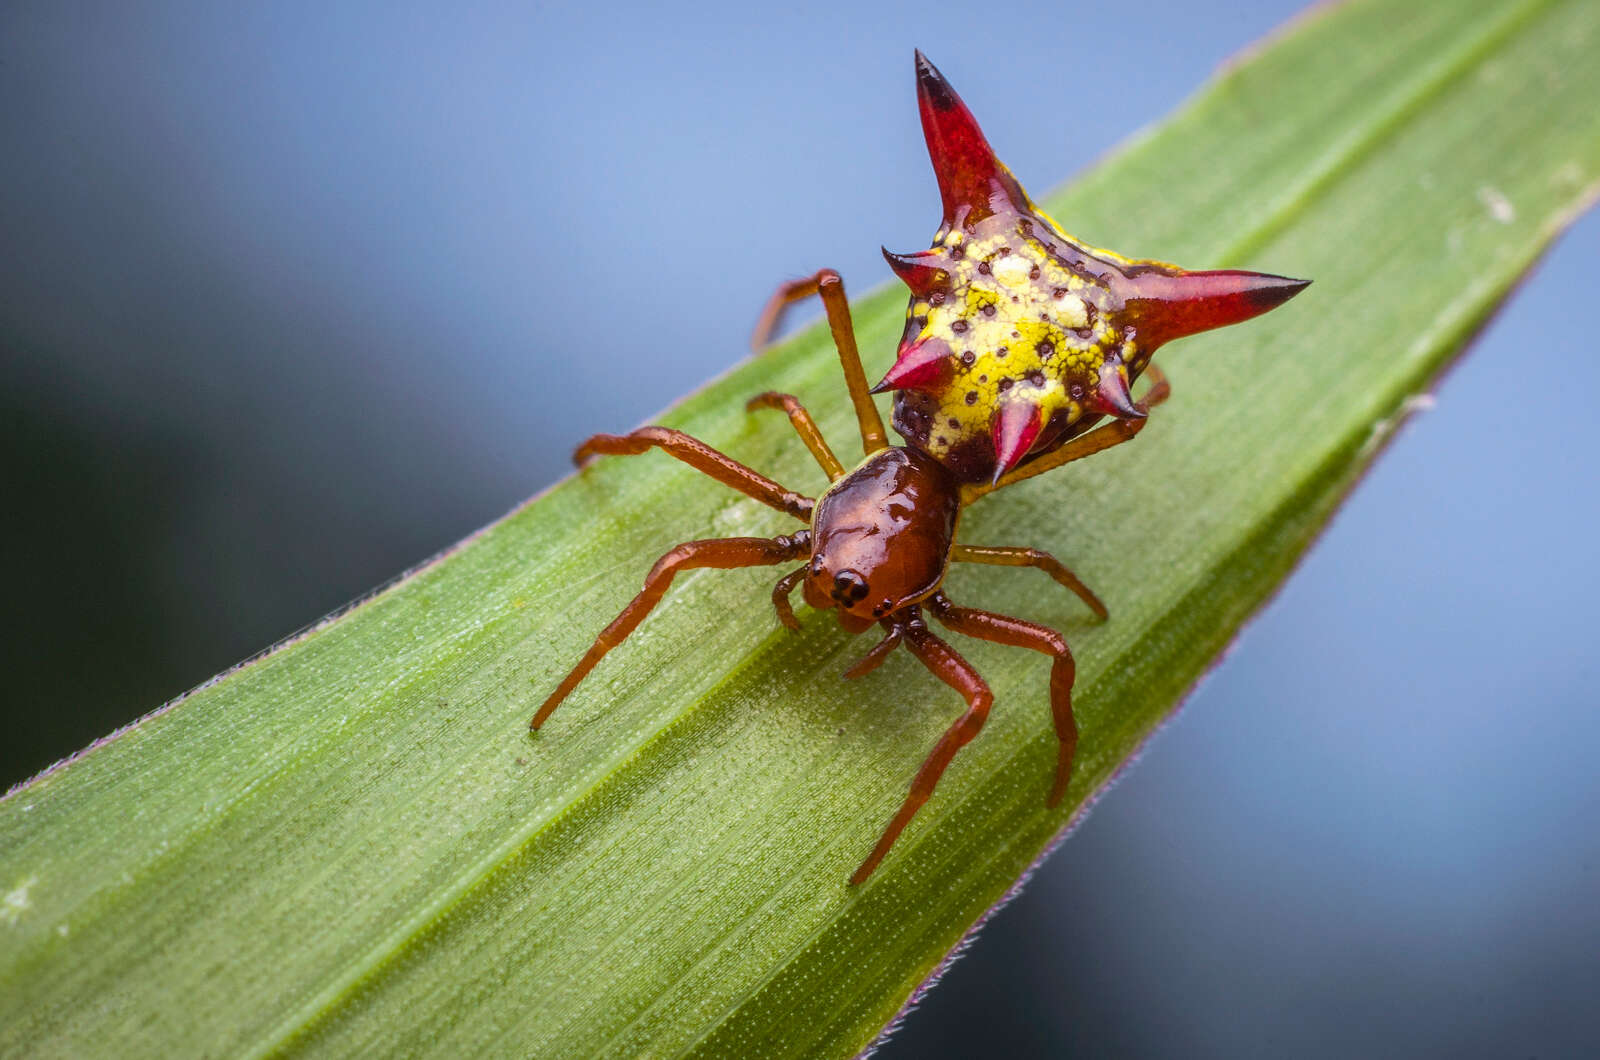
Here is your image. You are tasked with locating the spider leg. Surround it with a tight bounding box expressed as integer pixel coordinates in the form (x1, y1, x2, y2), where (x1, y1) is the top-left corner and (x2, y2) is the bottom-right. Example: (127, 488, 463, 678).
(852, 616, 992, 885)
(576, 427, 813, 521)
(746, 391, 846, 480)
(771, 566, 806, 631)
(750, 274, 819, 352)
(842, 620, 904, 679)
(949, 544, 1107, 620)
(966, 362, 1173, 500)
(970, 413, 1149, 499)
(1141, 361, 1172, 408)
(928, 591, 1078, 808)
(750, 269, 889, 456)
(531, 533, 810, 731)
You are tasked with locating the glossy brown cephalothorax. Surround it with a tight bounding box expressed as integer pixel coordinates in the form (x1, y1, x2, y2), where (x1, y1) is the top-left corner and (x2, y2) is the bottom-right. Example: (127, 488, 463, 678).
(802, 447, 960, 632)
(533, 53, 1307, 885)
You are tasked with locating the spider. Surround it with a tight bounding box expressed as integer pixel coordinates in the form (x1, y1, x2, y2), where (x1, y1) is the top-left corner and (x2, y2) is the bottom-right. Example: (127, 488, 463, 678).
(532, 52, 1307, 884)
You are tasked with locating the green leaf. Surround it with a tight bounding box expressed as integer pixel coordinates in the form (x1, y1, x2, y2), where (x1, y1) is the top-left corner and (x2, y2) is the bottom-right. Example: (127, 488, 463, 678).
(3, 0, 1597, 1055)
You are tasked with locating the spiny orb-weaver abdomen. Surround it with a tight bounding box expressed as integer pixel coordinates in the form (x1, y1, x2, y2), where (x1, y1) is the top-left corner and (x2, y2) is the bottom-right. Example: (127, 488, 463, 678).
(877, 53, 1308, 485)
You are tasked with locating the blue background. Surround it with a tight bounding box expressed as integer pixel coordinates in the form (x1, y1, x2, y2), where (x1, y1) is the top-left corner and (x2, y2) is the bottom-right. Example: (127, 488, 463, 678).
(2, 2, 1596, 1056)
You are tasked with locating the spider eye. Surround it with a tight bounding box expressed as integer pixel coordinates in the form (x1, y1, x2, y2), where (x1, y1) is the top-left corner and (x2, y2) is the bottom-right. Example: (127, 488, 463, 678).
(831, 569, 870, 604)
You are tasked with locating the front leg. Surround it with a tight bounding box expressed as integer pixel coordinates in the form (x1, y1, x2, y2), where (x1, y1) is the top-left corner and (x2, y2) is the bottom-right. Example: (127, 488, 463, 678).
(532, 533, 810, 730)
(750, 269, 889, 457)
(746, 391, 846, 480)
(576, 427, 813, 521)
(853, 615, 992, 885)
(928, 592, 1078, 807)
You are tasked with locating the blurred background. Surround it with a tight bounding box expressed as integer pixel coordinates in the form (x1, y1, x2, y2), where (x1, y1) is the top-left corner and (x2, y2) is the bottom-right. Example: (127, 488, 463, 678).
(2, 2, 1596, 1056)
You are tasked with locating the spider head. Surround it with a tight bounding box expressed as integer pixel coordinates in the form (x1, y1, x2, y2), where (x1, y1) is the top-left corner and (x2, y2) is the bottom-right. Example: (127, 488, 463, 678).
(803, 446, 960, 630)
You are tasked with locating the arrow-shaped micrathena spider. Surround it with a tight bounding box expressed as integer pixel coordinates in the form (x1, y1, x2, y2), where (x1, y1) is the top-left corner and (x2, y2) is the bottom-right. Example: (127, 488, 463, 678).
(533, 52, 1307, 884)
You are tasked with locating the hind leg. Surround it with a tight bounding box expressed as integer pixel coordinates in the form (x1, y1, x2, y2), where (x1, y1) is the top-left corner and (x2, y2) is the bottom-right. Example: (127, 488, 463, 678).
(975, 362, 1173, 496)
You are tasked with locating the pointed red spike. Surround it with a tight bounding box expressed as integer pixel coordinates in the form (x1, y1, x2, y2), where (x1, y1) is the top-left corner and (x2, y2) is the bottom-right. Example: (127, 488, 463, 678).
(915, 51, 1031, 228)
(1126, 269, 1310, 349)
(881, 246, 951, 297)
(871, 337, 954, 394)
(990, 398, 1045, 483)
(1084, 361, 1144, 419)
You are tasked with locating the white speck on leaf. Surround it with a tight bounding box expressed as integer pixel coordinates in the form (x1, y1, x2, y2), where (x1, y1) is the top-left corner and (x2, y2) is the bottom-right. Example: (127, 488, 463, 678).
(3, 876, 38, 926)
(1361, 393, 1436, 458)
(1477, 185, 1516, 223)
